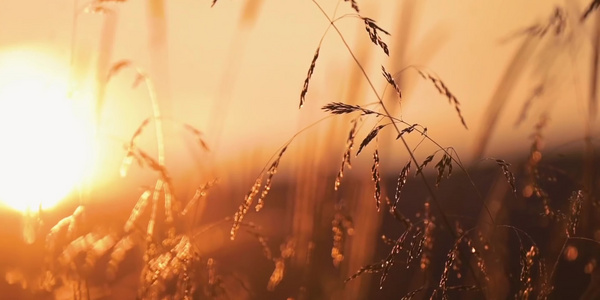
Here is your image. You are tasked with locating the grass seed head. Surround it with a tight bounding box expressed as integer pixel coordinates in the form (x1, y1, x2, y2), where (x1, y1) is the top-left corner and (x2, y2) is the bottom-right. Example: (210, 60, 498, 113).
(344, 0, 359, 13)
(372, 149, 381, 211)
(357, 124, 386, 156)
(382, 65, 402, 99)
(299, 47, 320, 108)
(362, 17, 390, 55)
(393, 161, 411, 211)
(256, 146, 287, 212)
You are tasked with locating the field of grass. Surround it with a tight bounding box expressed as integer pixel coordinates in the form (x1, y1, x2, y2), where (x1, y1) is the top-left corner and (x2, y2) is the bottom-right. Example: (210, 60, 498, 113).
(0, 0, 600, 299)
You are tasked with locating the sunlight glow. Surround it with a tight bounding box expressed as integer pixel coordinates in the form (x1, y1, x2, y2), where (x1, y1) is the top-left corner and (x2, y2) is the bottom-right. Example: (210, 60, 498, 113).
(0, 49, 93, 212)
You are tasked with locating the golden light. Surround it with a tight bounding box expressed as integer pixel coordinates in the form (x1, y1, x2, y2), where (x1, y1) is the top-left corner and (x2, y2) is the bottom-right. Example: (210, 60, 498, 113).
(0, 48, 93, 213)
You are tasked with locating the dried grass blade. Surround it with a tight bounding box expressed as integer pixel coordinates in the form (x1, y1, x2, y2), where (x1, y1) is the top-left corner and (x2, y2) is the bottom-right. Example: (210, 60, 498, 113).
(131, 118, 151, 144)
(380, 230, 411, 287)
(344, 261, 385, 283)
(385, 197, 412, 227)
(164, 182, 174, 224)
(322, 102, 362, 114)
(147, 179, 164, 239)
(144, 251, 173, 288)
(446, 285, 479, 292)
(47, 206, 85, 250)
(106, 60, 131, 81)
(58, 233, 100, 267)
(335, 120, 358, 190)
(396, 123, 419, 139)
(420, 202, 435, 272)
(183, 123, 210, 151)
(371, 149, 382, 211)
(255, 146, 287, 212)
(47, 216, 72, 243)
(267, 258, 285, 291)
(231, 177, 262, 240)
(400, 287, 424, 300)
(417, 70, 467, 129)
(436, 243, 459, 299)
(415, 153, 435, 176)
(517, 245, 538, 298)
(567, 190, 583, 237)
(494, 159, 517, 194)
(119, 146, 145, 178)
(344, 0, 359, 13)
(124, 189, 152, 233)
(137, 149, 171, 184)
(107, 234, 135, 279)
(535, 186, 554, 218)
(362, 17, 390, 55)
(357, 124, 386, 156)
(300, 47, 320, 108)
(582, 0, 600, 21)
(382, 65, 402, 99)
(362, 17, 390, 35)
(207, 258, 216, 285)
(85, 234, 118, 269)
(280, 238, 296, 259)
(181, 180, 217, 216)
(132, 73, 145, 89)
(67, 206, 85, 237)
(173, 235, 192, 260)
(406, 230, 425, 266)
(322, 102, 375, 116)
(393, 161, 411, 210)
(435, 154, 451, 187)
(446, 155, 453, 178)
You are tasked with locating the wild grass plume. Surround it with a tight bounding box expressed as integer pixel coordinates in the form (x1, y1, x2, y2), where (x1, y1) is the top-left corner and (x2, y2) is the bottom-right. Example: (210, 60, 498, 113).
(3, 1, 600, 300)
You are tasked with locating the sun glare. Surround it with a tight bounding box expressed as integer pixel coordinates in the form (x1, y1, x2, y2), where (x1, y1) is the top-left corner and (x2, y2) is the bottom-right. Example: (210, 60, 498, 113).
(0, 49, 93, 213)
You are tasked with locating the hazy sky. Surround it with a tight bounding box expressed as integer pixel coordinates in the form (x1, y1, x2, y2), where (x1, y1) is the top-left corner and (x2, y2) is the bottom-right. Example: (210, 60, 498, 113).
(0, 0, 597, 185)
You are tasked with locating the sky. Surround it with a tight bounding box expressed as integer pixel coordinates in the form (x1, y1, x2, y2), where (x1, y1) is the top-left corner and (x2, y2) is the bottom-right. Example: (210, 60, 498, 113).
(0, 0, 598, 192)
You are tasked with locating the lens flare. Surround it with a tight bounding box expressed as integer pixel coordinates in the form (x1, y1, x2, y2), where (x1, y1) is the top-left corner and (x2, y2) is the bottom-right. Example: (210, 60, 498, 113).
(0, 48, 93, 212)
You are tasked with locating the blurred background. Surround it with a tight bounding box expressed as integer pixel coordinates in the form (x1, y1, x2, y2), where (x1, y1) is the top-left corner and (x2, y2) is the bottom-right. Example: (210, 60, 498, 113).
(0, 0, 598, 299)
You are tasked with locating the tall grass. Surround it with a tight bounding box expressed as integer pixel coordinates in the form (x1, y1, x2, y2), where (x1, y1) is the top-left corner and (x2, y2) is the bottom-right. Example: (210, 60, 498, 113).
(2, 0, 600, 299)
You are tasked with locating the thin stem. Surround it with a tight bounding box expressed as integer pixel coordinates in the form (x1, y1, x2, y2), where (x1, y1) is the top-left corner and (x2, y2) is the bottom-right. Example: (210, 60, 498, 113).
(141, 75, 166, 167)
(114, 66, 167, 240)
(548, 236, 600, 289)
(311, 0, 382, 100)
(332, 0, 343, 19)
(143, 74, 167, 240)
(547, 239, 567, 289)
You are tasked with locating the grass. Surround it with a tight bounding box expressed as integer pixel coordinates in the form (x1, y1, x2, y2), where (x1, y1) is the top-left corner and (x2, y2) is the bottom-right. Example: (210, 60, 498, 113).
(2, 0, 600, 299)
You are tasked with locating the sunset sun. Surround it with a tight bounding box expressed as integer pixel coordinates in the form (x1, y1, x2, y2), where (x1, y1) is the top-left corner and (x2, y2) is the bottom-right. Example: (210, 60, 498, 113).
(0, 49, 93, 213)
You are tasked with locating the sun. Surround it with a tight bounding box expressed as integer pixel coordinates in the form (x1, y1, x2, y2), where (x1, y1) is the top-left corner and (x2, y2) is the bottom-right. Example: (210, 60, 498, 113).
(0, 48, 93, 213)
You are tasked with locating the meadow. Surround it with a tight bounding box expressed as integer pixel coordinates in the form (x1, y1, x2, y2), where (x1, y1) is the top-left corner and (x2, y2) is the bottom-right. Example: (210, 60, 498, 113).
(0, 0, 599, 299)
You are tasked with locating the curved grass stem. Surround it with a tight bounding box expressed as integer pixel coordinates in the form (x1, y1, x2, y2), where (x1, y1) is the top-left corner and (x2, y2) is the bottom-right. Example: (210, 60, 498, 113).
(311, 1, 494, 295)
(311, 0, 494, 236)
